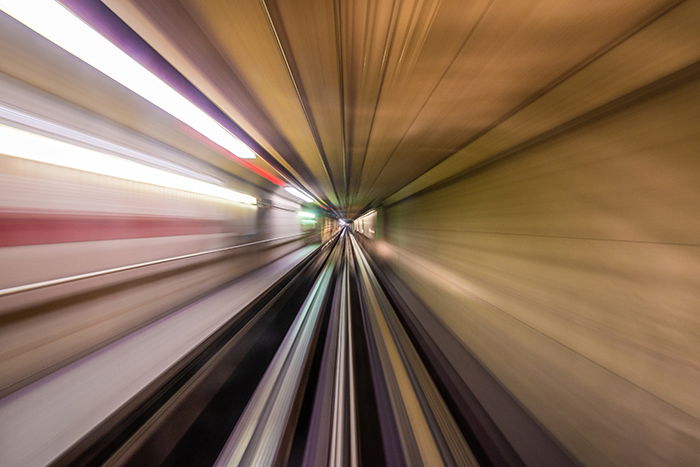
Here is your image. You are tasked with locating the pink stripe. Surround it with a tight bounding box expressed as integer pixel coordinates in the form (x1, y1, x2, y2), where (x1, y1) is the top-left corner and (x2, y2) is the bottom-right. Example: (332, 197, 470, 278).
(0, 213, 230, 246)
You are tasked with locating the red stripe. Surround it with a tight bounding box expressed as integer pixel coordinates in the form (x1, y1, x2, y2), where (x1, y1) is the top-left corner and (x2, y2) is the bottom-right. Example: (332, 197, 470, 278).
(0, 212, 231, 246)
(179, 124, 285, 186)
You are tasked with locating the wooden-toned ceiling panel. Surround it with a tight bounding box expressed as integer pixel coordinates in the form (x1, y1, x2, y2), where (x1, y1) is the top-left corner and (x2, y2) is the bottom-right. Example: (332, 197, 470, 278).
(361, 0, 674, 204)
(339, 0, 397, 206)
(182, 0, 339, 204)
(182, 0, 336, 202)
(102, 0, 337, 204)
(99, 1, 286, 174)
(386, 0, 699, 206)
(264, 0, 346, 204)
(103, 0, 678, 215)
(353, 0, 492, 208)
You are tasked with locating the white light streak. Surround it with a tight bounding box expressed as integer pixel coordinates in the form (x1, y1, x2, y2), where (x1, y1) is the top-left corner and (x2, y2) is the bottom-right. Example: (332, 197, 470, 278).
(0, 0, 257, 159)
(0, 123, 257, 205)
(284, 186, 314, 203)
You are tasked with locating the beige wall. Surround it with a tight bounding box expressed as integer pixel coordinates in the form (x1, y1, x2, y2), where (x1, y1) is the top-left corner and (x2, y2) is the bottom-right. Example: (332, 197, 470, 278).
(379, 73, 700, 465)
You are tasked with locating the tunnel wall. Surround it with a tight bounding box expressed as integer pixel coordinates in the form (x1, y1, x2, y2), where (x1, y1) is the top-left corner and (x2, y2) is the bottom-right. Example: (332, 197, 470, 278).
(0, 78, 319, 399)
(0, 27, 324, 398)
(377, 72, 700, 464)
(0, 154, 315, 398)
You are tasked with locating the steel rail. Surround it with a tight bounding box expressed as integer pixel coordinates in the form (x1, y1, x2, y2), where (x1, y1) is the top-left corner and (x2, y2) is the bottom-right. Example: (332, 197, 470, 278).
(330, 237, 359, 467)
(215, 241, 339, 466)
(349, 233, 478, 466)
(301, 233, 359, 467)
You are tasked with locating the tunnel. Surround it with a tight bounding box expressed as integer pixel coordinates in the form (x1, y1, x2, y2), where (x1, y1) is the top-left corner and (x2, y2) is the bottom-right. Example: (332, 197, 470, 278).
(0, 1, 698, 466)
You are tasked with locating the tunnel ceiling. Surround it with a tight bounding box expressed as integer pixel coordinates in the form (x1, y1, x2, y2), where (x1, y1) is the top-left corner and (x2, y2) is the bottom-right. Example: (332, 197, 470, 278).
(101, 0, 673, 217)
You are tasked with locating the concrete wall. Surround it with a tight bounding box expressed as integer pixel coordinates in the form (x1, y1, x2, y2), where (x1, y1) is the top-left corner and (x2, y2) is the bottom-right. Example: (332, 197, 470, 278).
(378, 65, 700, 465)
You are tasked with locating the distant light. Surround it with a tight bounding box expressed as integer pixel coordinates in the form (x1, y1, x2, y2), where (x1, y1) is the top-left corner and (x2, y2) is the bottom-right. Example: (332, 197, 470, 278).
(297, 211, 316, 219)
(0, 123, 257, 205)
(284, 186, 314, 203)
(300, 219, 317, 225)
(0, 0, 257, 159)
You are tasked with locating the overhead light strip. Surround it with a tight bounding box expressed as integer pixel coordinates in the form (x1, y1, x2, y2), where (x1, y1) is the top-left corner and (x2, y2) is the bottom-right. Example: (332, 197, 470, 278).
(0, 0, 257, 159)
(0, 103, 226, 186)
(284, 186, 314, 203)
(0, 123, 257, 205)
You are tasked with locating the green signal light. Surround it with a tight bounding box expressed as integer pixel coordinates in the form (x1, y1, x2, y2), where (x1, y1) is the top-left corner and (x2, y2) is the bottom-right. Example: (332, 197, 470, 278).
(298, 211, 316, 219)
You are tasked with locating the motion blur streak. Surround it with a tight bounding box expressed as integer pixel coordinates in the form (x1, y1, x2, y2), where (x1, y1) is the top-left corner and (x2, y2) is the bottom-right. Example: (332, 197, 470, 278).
(285, 186, 315, 203)
(0, 0, 257, 159)
(0, 124, 256, 205)
(1, 1, 699, 466)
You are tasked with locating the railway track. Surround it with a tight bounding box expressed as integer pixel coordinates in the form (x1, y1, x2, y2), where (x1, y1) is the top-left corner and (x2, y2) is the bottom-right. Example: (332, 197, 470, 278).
(34, 230, 483, 466)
